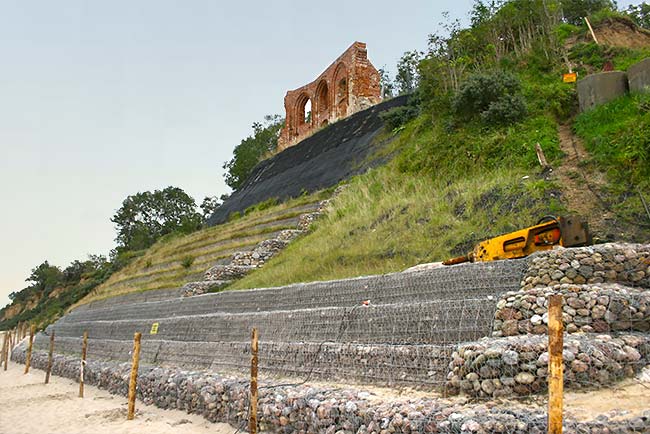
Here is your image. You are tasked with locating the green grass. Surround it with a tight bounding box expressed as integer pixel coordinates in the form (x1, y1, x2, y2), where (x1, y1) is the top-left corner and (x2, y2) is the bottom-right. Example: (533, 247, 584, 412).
(573, 94, 650, 238)
(229, 166, 564, 290)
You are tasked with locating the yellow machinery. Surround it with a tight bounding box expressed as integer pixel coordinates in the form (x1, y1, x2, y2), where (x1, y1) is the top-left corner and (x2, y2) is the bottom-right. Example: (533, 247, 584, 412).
(443, 215, 591, 265)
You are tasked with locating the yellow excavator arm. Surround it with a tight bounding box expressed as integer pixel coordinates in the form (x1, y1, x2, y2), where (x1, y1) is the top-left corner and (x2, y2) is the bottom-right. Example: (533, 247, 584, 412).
(443, 216, 591, 265)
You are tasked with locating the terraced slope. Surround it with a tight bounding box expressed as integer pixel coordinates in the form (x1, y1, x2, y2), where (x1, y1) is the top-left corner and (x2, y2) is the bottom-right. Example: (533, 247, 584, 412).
(39, 259, 527, 387)
(75, 193, 329, 307)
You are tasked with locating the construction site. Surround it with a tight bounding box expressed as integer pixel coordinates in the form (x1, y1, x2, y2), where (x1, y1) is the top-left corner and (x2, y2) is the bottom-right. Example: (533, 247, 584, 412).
(2, 3, 650, 434)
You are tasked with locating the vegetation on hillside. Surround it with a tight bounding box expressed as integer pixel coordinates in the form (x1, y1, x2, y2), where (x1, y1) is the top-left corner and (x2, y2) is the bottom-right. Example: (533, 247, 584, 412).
(230, 0, 650, 290)
(111, 186, 204, 254)
(222, 115, 284, 190)
(0, 257, 113, 330)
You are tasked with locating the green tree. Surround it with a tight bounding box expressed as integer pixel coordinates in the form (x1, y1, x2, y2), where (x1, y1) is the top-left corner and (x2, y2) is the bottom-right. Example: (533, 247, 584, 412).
(222, 115, 284, 190)
(395, 50, 422, 95)
(27, 261, 63, 290)
(111, 186, 202, 252)
(627, 2, 650, 29)
(378, 67, 395, 98)
(200, 196, 221, 221)
(561, 0, 616, 25)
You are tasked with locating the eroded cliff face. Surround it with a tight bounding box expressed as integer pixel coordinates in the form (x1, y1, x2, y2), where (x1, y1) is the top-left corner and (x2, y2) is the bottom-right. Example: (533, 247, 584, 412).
(565, 17, 650, 50)
(207, 95, 408, 226)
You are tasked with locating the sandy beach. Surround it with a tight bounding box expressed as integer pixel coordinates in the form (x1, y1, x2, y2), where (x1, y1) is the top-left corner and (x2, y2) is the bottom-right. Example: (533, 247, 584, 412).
(0, 361, 236, 434)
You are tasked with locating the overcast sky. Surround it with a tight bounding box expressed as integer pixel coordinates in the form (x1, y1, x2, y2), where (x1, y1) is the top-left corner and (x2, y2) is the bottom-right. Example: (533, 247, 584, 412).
(0, 0, 640, 308)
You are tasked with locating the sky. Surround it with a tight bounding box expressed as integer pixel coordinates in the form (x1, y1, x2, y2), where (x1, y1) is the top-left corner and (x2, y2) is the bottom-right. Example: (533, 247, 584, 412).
(0, 0, 641, 308)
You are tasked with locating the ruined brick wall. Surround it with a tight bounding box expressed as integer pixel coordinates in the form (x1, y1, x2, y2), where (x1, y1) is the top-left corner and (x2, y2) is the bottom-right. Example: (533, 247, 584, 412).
(278, 42, 382, 151)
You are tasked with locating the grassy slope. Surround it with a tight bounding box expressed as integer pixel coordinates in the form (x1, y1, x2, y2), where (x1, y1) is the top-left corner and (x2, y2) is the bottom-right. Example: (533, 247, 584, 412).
(229, 167, 562, 289)
(73, 192, 329, 307)
(573, 94, 650, 240)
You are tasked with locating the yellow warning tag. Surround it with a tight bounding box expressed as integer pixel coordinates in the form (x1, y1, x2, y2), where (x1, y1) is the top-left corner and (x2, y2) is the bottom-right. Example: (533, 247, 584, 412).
(150, 322, 159, 334)
(562, 72, 577, 83)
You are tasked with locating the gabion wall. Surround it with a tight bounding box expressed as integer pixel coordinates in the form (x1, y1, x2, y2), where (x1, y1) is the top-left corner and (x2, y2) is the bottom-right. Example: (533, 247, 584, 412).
(445, 333, 650, 398)
(22, 243, 650, 400)
(11, 345, 650, 434)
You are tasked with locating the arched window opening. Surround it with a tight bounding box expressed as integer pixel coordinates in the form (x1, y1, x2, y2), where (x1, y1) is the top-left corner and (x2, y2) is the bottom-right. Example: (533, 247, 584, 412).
(315, 80, 329, 113)
(296, 94, 312, 125)
(336, 78, 348, 117)
(304, 99, 312, 124)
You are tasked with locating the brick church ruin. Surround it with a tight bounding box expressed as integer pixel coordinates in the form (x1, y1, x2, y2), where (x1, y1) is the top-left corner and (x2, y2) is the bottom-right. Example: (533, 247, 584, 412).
(278, 42, 382, 151)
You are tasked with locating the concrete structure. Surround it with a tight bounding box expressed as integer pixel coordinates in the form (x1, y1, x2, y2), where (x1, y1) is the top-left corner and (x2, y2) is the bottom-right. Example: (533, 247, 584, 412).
(577, 71, 628, 112)
(277, 42, 382, 151)
(628, 57, 650, 94)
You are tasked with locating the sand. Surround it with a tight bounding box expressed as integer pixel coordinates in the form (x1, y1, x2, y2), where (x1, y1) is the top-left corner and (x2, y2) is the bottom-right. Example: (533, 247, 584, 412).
(0, 361, 236, 434)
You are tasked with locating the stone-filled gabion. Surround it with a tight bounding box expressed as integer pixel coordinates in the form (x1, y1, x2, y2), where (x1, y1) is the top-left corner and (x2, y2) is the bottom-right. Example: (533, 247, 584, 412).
(493, 283, 650, 337)
(203, 264, 258, 281)
(445, 333, 650, 398)
(180, 280, 230, 297)
(521, 243, 650, 290)
(11, 346, 650, 434)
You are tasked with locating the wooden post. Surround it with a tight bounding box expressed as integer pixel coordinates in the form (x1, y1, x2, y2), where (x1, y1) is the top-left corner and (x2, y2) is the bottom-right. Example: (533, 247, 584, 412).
(24, 325, 35, 374)
(535, 143, 550, 170)
(1, 333, 7, 367)
(45, 330, 55, 384)
(3, 332, 9, 371)
(79, 331, 88, 397)
(584, 17, 599, 45)
(548, 294, 564, 434)
(127, 332, 142, 420)
(249, 328, 259, 434)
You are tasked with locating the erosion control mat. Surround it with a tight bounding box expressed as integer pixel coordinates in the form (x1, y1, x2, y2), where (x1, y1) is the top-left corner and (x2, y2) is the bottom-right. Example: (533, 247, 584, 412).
(208, 95, 408, 226)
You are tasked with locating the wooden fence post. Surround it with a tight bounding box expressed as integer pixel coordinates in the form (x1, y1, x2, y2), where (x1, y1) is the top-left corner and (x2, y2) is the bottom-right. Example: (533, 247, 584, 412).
(1, 333, 7, 368)
(127, 332, 142, 420)
(3, 333, 8, 371)
(79, 331, 88, 397)
(45, 330, 55, 384)
(24, 325, 35, 374)
(249, 328, 259, 434)
(548, 294, 564, 434)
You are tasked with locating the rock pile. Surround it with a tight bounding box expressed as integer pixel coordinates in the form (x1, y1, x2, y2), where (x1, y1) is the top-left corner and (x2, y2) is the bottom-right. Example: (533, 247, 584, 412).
(521, 243, 650, 290)
(492, 283, 650, 337)
(446, 333, 650, 398)
(12, 345, 649, 433)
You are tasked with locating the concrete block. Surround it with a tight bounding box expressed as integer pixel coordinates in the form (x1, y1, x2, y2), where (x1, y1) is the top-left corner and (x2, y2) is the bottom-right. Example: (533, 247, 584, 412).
(577, 71, 628, 112)
(628, 58, 650, 94)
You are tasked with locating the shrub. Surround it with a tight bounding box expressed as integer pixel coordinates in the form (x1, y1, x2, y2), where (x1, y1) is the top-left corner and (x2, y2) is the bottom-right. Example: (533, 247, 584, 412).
(380, 93, 421, 131)
(180, 256, 194, 269)
(452, 71, 527, 125)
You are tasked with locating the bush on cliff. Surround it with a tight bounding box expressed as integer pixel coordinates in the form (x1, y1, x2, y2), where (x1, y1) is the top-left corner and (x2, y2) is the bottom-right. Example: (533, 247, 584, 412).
(222, 115, 284, 190)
